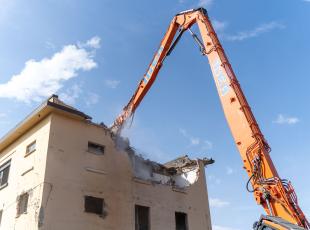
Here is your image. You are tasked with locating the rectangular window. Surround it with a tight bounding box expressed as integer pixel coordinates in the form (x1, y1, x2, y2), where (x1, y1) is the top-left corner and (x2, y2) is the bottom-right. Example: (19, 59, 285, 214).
(0, 160, 11, 189)
(17, 193, 29, 216)
(175, 212, 188, 230)
(0, 210, 2, 227)
(25, 141, 36, 156)
(88, 142, 105, 155)
(135, 205, 150, 230)
(84, 196, 105, 215)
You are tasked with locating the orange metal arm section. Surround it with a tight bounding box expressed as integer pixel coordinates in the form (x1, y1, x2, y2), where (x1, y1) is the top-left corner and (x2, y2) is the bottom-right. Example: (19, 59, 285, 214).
(111, 19, 180, 131)
(111, 8, 309, 229)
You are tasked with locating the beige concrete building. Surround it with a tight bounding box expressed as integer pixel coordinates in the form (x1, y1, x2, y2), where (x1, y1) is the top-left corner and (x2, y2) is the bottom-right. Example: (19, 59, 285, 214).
(0, 95, 213, 230)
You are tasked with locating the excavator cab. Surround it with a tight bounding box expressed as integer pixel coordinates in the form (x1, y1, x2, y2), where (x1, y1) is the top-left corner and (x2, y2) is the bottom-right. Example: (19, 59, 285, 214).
(253, 215, 306, 230)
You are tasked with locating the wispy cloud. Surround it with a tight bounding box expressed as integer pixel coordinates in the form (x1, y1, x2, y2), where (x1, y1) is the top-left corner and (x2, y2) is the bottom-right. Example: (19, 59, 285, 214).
(273, 114, 299, 125)
(198, 0, 213, 7)
(212, 19, 227, 32)
(104, 79, 120, 89)
(209, 198, 230, 208)
(0, 36, 100, 103)
(224, 21, 285, 41)
(179, 128, 201, 146)
(85, 92, 100, 106)
(213, 225, 239, 230)
(179, 128, 213, 150)
(303, 0, 310, 2)
(45, 41, 56, 50)
(84, 36, 101, 49)
(208, 175, 221, 185)
(202, 140, 213, 150)
(179, 128, 197, 144)
(190, 137, 200, 145)
(59, 84, 82, 105)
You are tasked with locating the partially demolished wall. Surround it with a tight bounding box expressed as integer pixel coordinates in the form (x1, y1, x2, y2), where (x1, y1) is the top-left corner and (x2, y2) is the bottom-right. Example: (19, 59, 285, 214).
(113, 135, 214, 189)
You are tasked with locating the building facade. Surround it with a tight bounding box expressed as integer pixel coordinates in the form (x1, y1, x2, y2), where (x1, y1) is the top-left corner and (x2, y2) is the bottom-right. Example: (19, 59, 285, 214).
(0, 95, 213, 230)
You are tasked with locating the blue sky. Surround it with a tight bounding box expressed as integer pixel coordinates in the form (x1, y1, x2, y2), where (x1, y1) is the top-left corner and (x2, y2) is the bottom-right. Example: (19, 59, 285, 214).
(0, 0, 310, 229)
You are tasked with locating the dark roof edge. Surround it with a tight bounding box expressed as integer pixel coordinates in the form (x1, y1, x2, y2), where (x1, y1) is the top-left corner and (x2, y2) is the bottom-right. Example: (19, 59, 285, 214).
(0, 95, 92, 152)
(47, 101, 92, 120)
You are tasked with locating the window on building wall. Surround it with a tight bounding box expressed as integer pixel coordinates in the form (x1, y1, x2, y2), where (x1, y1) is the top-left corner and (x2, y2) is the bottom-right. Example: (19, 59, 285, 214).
(175, 212, 188, 230)
(0, 210, 3, 227)
(87, 142, 105, 155)
(135, 205, 150, 230)
(25, 141, 36, 156)
(17, 192, 29, 216)
(0, 160, 10, 189)
(84, 196, 105, 215)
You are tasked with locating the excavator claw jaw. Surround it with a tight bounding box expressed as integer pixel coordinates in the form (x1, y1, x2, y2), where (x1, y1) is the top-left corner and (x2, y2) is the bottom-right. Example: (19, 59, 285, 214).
(254, 215, 306, 230)
(176, 7, 208, 16)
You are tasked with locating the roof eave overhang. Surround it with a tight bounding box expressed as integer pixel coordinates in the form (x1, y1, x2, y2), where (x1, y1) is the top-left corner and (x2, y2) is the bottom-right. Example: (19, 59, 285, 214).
(0, 102, 91, 153)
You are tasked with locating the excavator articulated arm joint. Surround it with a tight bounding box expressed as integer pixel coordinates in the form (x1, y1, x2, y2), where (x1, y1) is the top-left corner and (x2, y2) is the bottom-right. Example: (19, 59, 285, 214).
(111, 7, 309, 229)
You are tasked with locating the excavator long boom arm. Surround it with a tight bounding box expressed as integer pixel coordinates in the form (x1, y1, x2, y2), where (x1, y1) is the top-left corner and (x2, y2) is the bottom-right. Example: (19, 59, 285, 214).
(111, 8, 309, 229)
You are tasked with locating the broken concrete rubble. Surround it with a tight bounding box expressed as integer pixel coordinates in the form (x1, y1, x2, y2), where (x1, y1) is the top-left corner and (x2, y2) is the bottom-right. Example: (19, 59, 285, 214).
(113, 134, 214, 188)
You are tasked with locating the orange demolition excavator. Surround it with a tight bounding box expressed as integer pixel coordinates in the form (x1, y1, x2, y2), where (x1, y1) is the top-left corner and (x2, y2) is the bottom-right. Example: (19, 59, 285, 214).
(110, 8, 309, 230)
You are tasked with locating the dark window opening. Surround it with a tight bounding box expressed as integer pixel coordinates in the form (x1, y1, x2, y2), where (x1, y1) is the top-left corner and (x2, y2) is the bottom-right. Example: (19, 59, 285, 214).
(0, 210, 2, 226)
(175, 212, 188, 230)
(17, 192, 29, 216)
(88, 142, 105, 155)
(135, 205, 150, 230)
(84, 196, 105, 215)
(0, 160, 10, 189)
(26, 141, 36, 156)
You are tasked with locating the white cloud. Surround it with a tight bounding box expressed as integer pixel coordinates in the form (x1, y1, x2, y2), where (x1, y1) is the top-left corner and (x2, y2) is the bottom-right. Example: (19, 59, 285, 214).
(273, 114, 299, 125)
(209, 198, 230, 208)
(190, 137, 200, 145)
(198, 0, 213, 7)
(213, 225, 239, 230)
(104, 79, 120, 89)
(224, 21, 285, 41)
(59, 84, 82, 105)
(85, 36, 101, 49)
(85, 92, 100, 106)
(303, 0, 310, 2)
(226, 166, 233, 175)
(0, 36, 100, 103)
